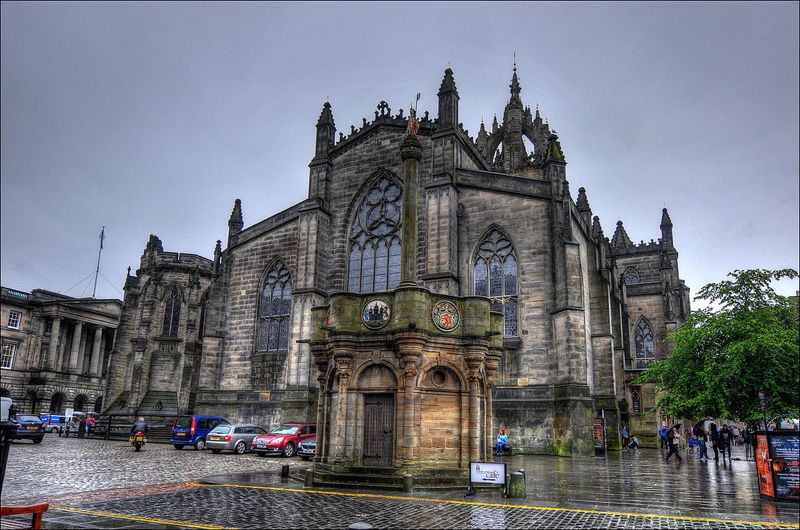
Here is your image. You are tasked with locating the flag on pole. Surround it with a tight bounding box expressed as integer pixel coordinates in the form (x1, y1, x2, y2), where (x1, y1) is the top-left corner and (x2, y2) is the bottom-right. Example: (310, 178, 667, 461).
(100, 226, 105, 249)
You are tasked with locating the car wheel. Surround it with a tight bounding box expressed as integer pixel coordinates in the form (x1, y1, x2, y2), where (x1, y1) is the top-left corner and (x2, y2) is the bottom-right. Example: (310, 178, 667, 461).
(211, 449, 221, 454)
(283, 442, 295, 457)
(173, 445, 184, 450)
(235, 441, 246, 455)
(256, 452, 267, 457)
(194, 439, 206, 451)
(33, 438, 43, 444)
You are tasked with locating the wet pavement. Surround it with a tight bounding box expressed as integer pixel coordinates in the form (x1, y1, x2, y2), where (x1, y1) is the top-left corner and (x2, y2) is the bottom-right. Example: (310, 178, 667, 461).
(1, 435, 797, 529)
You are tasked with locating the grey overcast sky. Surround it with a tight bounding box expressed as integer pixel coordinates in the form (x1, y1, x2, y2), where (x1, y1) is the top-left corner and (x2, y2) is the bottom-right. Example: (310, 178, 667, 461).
(2, 1, 798, 306)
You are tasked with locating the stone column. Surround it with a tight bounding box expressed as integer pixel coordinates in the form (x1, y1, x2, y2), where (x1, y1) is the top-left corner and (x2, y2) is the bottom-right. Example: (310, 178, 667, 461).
(333, 350, 353, 461)
(47, 317, 62, 371)
(90, 326, 104, 376)
(465, 346, 486, 462)
(484, 356, 499, 458)
(396, 333, 426, 465)
(399, 129, 423, 287)
(68, 320, 84, 372)
(311, 343, 329, 462)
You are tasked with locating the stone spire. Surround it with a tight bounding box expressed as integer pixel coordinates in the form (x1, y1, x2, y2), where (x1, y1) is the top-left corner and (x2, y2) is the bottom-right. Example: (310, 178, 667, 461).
(437, 67, 460, 129)
(509, 63, 522, 108)
(660, 207, 674, 249)
(591, 216, 604, 243)
(476, 119, 489, 157)
(576, 187, 593, 227)
(314, 102, 336, 159)
(213, 239, 222, 274)
(611, 220, 633, 249)
(228, 199, 243, 245)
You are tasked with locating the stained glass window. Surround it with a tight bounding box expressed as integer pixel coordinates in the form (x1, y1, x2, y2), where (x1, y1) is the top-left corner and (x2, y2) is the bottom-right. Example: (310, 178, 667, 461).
(474, 229, 518, 337)
(634, 317, 655, 369)
(624, 267, 640, 286)
(162, 287, 182, 336)
(257, 262, 292, 352)
(348, 175, 402, 293)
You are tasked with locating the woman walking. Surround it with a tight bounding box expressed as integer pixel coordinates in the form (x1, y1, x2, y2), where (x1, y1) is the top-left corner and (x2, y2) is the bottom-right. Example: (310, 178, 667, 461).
(664, 425, 684, 464)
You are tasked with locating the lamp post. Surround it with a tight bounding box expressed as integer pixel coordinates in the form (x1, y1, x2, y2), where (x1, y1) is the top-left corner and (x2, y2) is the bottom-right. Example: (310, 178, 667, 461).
(757, 389, 768, 430)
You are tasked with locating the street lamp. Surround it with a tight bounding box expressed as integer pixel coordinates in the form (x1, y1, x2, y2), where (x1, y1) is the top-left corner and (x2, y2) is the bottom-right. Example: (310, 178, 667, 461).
(757, 388, 768, 430)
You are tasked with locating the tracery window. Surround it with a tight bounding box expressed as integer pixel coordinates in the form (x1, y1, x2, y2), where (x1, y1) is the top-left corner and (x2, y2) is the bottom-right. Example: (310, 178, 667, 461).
(257, 262, 292, 352)
(348, 176, 403, 293)
(631, 389, 641, 413)
(634, 317, 655, 369)
(474, 229, 518, 337)
(623, 267, 640, 286)
(162, 287, 182, 336)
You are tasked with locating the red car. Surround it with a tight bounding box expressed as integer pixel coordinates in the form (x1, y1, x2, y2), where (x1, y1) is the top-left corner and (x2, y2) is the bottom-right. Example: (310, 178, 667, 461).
(251, 423, 316, 457)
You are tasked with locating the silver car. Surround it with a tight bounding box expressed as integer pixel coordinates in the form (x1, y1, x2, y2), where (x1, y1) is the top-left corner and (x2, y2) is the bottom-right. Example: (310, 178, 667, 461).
(205, 423, 268, 454)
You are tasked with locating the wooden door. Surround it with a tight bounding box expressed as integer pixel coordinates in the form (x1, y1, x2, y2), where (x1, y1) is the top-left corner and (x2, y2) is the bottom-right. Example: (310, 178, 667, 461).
(363, 393, 394, 467)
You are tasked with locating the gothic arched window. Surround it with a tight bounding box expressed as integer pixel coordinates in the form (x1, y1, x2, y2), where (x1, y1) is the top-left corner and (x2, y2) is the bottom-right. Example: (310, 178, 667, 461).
(631, 389, 641, 413)
(474, 229, 518, 337)
(624, 267, 640, 286)
(634, 317, 655, 369)
(162, 287, 182, 336)
(257, 262, 292, 352)
(348, 175, 402, 293)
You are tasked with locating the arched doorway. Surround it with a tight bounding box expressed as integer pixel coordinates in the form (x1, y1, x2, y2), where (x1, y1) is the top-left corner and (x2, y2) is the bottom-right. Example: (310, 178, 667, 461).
(357, 364, 398, 467)
(50, 392, 65, 413)
(73, 394, 88, 412)
(93, 396, 103, 413)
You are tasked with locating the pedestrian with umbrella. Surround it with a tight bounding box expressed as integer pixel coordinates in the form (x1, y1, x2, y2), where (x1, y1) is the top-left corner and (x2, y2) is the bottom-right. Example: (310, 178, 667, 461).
(664, 424, 684, 464)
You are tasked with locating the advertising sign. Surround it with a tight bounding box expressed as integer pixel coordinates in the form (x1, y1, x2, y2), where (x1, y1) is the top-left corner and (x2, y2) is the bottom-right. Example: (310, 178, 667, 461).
(768, 432, 800, 501)
(593, 418, 606, 451)
(469, 462, 506, 485)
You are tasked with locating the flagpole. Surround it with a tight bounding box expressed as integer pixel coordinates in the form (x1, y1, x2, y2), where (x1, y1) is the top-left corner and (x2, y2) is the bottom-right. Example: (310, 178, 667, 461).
(92, 226, 105, 298)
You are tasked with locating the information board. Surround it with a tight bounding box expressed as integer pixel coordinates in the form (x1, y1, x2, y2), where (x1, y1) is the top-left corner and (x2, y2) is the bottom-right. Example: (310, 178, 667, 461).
(65, 407, 74, 421)
(469, 462, 506, 485)
(768, 432, 799, 501)
(593, 418, 606, 450)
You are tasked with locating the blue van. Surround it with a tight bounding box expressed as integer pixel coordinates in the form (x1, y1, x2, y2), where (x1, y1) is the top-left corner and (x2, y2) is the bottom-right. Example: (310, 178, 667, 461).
(171, 415, 228, 450)
(39, 414, 66, 433)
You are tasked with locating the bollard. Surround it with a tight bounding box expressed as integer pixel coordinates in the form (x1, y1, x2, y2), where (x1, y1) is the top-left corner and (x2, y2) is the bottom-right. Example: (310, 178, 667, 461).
(402, 473, 413, 493)
(507, 471, 526, 499)
(304, 468, 314, 488)
(348, 523, 373, 530)
(280, 464, 290, 478)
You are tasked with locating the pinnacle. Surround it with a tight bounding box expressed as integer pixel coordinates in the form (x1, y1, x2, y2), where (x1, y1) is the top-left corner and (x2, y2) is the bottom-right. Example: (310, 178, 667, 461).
(611, 220, 633, 249)
(438, 67, 458, 96)
(576, 187, 591, 211)
(316, 101, 335, 127)
(229, 198, 243, 225)
(660, 207, 673, 227)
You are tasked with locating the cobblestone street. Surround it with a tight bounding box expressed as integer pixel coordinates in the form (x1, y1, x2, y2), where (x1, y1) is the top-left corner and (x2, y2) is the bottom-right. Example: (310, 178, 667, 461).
(2, 436, 798, 529)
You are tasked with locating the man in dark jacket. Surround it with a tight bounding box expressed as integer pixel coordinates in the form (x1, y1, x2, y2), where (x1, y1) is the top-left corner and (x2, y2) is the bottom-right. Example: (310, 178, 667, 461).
(694, 423, 708, 460)
(664, 425, 683, 464)
(719, 425, 733, 460)
(131, 417, 149, 435)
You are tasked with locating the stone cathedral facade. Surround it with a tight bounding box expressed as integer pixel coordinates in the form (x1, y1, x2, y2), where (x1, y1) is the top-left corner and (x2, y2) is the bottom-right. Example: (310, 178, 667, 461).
(104, 67, 689, 456)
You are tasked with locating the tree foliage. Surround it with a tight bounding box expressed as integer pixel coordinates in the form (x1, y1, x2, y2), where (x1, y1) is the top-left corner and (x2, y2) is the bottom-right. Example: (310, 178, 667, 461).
(635, 268, 799, 423)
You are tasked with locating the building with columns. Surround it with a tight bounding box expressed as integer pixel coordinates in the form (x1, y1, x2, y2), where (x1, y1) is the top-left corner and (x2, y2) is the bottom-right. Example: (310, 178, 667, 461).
(0, 286, 121, 415)
(106, 66, 689, 460)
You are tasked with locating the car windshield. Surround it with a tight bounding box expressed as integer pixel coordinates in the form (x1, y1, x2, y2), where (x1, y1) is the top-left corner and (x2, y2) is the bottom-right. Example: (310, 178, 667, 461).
(271, 425, 299, 435)
(18, 415, 41, 423)
(211, 426, 231, 434)
(175, 417, 192, 428)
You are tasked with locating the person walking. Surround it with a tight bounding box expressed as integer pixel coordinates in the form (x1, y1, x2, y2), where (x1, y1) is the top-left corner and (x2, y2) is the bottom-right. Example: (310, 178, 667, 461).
(621, 425, 629, 448)
(744, 427, 753, 460)
(710, 423, 720, 461)
(720, 425, 733, 460)
(664, 425, 683, 464)
(694, 422, 709, 460)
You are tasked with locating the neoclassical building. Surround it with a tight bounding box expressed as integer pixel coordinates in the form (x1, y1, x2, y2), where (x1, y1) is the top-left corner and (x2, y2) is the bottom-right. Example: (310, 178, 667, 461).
(0, 286, 121, 415)
(105, 66, 689, 457)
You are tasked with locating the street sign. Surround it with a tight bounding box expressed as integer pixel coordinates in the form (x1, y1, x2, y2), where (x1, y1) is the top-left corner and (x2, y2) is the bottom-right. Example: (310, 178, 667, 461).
(65, 407, 74, 421)
(469, 462, 506, 485)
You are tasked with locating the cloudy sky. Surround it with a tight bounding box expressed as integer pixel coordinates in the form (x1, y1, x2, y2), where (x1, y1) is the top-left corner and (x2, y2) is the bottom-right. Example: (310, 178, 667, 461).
(2, 2, 798, 306)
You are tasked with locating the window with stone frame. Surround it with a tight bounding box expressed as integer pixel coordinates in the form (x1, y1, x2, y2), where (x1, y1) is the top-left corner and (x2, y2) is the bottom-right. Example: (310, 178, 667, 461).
(474, 229, 519, 337)
(161, 287, 182, 337)
(347, 175, 402, 293)
(7, 310, 21, 329)
(633, 317, 656, 369)
(1, 341, 17, 369)
(257, 262, 292, 352)
(623, 267, 640, 286)
(631, 388, 641, 413)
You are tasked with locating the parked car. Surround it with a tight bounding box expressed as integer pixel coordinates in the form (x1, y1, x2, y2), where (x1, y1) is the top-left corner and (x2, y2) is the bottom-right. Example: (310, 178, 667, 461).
(297, 436, 316, 461)
(39, 414, 66, 433)
(251, 423, 316, 457)
(206, 424, 268, 454)
(13, 414, 44, 444)
(171, 415, 229, 450)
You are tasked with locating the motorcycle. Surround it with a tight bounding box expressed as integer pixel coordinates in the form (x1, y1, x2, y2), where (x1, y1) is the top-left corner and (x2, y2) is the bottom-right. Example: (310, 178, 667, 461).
(130, 431, 146, 451)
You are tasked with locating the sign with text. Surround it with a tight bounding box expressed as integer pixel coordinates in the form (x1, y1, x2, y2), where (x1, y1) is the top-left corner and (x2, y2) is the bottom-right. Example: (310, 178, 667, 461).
(65, 407, 74, 421)
(768, 432, 799, 501)
(593, 418, 606, 450)
(469, 462, 506, 485)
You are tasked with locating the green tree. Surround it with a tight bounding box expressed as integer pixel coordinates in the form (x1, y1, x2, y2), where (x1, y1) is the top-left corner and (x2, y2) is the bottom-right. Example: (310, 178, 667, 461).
(635, 268, 799, 424)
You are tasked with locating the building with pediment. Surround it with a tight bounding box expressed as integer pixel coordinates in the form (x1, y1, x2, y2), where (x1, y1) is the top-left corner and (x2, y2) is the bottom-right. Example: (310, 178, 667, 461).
(104, 66, 689, 459)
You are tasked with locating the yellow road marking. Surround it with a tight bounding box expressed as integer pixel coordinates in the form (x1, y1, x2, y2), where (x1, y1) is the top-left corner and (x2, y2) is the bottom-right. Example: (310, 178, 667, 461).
(186, 481, 798, 528)
(52, 506, 234, 529)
